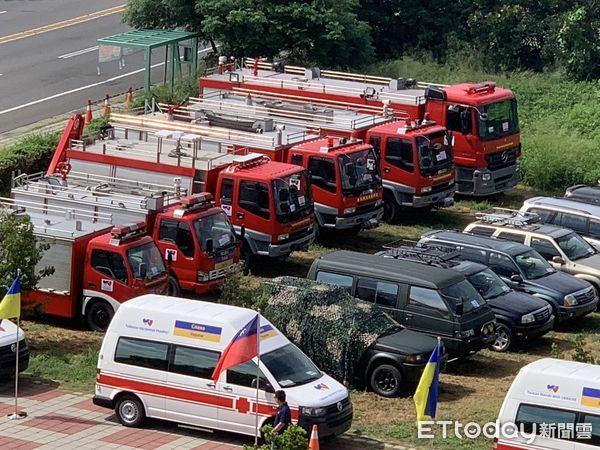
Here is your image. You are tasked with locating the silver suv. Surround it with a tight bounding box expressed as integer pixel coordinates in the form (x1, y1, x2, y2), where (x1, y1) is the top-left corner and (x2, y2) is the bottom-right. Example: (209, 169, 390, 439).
(464, 209, 600, 295)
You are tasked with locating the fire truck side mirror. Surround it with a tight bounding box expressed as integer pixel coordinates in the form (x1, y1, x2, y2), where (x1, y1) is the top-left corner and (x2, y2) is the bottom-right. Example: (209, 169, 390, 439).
(139, 263, 147, 280)
(206, 239, 214, 255)
(240, 225, 246, 240)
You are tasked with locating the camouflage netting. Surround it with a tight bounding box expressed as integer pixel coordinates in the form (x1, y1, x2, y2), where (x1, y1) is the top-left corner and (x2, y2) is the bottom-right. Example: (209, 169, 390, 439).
(263, 277, 398, 386)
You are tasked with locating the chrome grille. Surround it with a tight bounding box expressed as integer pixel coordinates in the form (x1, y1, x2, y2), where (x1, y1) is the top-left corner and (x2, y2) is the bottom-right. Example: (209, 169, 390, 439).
(533, 306, 551, 322)
(574, 287, 596, 304)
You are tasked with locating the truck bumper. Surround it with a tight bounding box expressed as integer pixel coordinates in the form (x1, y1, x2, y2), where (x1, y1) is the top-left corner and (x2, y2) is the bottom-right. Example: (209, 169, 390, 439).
(456, 163, 520, 196)
(333, 207, 383, 230)
(557, 298, 599, 322)
(0, 339, 29, 377)
(443, 332, 498, 358)
(263, 229, 316, 257)
(412, 186, 456, 209)
(297, 403, 353, 438)
(514, 315, 555, 340)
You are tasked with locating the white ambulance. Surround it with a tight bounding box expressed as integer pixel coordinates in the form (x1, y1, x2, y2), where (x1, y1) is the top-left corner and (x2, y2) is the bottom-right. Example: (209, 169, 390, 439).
(496, 358, 600, 449)
(0, 319, 29, 378)
(93, 295, 353, 438)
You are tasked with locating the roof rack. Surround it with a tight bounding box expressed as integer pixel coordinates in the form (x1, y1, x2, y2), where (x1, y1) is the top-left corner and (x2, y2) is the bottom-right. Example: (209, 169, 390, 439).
(475, 207, 539, 226)
(380, 242, 463, 268)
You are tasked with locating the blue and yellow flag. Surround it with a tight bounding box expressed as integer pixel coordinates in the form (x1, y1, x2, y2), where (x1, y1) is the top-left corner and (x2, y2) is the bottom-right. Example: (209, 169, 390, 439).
(414, 340, 441, 422)
(0, 277, 21, 320)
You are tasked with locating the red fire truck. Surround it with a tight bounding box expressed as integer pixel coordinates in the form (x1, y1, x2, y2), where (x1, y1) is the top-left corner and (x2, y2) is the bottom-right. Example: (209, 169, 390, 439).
(47, 114, 316, 264)
(199, 58, 520, 197)
(10, 170, 240, 296)
(0, 197, 168, 331)
(181, 91, 452, 220)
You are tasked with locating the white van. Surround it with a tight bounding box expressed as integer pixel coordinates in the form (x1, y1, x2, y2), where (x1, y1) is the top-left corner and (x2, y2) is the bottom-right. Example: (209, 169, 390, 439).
(496, 358, 600, 449)
(0, 319, 29, 378)
(93, 295, 353, 438)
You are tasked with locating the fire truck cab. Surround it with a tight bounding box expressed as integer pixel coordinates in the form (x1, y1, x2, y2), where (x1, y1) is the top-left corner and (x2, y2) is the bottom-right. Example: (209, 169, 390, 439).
(365, 118, 455, 221)
(1, 197, 168, 331)
(286, 137, 383, 232)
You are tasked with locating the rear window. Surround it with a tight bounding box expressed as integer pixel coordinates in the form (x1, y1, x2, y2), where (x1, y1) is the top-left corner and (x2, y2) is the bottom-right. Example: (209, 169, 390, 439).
(515, 404, 577, 439)
(115, 337, 169, 371)
(315, 271, 353, 292)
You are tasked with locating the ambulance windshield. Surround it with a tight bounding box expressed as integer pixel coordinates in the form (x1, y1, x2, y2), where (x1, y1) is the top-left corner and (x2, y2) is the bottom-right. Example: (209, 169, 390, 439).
(262, 344, 322, 387)
(127, 242, 166, 280)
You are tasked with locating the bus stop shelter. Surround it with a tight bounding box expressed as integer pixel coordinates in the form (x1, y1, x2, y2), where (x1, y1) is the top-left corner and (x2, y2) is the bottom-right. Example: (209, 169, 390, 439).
(98, 29, 200, 92)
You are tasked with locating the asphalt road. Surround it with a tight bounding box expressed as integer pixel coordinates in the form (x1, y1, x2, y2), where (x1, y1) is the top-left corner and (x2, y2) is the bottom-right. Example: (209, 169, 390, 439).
(0, 0, 202, 134)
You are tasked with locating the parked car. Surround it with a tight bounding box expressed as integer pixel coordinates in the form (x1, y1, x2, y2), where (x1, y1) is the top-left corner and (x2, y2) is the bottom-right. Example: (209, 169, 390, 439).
(94, 295, 353, 438)
(307, 250, 498, 358)
(564, 184, 600, 206)
(520, 196, 600, 251)
(0, 319, 29, 378)
(376, 245, 554, 352)
(496, 358, 600, 449)
(418, 231, 599, 323)
(464, 209, 600, 296)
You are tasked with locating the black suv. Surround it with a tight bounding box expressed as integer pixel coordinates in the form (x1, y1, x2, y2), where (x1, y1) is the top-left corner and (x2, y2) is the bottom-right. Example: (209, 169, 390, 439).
(307, 250, 497, 358)
(565, 185, 600, 206)
(419, 231, 598, 323)
(376, 245, 554, 352)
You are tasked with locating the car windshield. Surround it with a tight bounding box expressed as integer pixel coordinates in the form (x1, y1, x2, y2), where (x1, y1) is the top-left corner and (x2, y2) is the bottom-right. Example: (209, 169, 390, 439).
(338, 148, 381, 195)
(416, 131, 453, 177)
(477, 98, 519, 141)
(126, 242, 166, 280)
(556, 232, 595, 261)
(193, 211, 237, 252)
(515, 250, 555, 279)
(261, 344, 322, 388)
(467, 268, 511, 300)
(272, 172, 313, 224)
(440, 279, 486, 314)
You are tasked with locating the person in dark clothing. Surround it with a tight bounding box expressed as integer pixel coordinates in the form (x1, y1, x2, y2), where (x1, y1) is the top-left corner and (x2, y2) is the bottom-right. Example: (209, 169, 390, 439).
(272, 390, 292, 434)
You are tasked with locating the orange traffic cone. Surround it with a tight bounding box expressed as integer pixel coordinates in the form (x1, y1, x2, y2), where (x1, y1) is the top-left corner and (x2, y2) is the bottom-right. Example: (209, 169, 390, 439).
(84, 99, 93, 125)
(102, 94, 111, 117)
(125, 87, 133, 109)
(309, 424, 320, 450)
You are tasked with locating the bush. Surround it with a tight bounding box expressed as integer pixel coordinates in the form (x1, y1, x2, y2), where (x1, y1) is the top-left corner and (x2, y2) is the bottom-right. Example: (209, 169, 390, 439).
(132, 74, 201, 109)
(243, 424, 308, 450)
(0, 132, 60, 193)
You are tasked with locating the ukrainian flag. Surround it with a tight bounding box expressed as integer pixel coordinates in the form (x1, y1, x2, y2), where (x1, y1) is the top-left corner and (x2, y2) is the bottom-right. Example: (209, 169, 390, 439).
(414, 340, 441, 422)
(0, 277, 21, 320)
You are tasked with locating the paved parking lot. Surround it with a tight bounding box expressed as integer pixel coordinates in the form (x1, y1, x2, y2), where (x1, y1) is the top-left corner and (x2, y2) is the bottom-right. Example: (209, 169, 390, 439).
(0, 378, 384, 450)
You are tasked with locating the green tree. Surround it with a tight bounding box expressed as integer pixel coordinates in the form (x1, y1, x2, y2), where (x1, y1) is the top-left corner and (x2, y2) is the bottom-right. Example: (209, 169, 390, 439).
(196, 0, 374, 68)
(0, 208, 53, 296)
(557, 3, 600, 80)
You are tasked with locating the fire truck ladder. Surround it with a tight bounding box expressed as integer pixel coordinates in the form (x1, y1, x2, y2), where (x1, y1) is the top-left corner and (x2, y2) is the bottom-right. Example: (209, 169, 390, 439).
(474, 208, 540, 227)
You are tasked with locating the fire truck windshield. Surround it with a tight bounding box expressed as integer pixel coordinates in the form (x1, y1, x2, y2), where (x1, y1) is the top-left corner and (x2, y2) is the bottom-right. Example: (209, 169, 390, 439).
(127, 242, 167, 280)
(193, 211, 237, 252)
(477, 98, 519, 141)
(416, 131, 453, 177)
(273, 172, 313, 224)
(338, 148, 381, 196)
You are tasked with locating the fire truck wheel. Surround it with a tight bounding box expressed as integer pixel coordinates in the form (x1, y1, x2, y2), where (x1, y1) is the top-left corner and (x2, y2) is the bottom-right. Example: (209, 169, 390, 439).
(382, 194, 400, 224)
(115, 394, 146, 427)
(168, 276, 181, 296)
(241, 244, 254, 273)
(86, 300, 114, 332)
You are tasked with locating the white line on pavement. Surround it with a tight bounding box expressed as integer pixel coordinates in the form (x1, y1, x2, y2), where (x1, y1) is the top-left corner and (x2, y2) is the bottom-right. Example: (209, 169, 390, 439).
(0, 47, 213, 116)
(58, 46, 99, 59)
(0, 11, 7, 15)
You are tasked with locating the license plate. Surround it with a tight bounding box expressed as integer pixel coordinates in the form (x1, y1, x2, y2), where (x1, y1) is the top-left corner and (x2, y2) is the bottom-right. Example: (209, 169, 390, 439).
(215, 259, 233, 270)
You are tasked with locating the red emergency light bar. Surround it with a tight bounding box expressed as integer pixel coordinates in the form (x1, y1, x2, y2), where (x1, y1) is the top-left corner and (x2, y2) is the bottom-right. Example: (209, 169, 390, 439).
(181, 193, 214, 209)
(467, 82, 496, 95)
(111, 221, 146, 242)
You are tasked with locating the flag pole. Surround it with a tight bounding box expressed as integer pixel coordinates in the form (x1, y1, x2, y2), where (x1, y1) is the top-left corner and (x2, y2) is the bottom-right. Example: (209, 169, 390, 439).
(8, 271, 25, 420)
(254, 309, 261, 447)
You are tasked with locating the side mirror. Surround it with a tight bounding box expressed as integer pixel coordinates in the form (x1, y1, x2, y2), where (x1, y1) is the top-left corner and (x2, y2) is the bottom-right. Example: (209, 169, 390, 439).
(240, 225, 246, 240)
(206, 238, 214, 254)
(510, 274, 523, 284)
(263, 380, 275, 393)
(552, 256, 565, 265)
(460, 110, 470, 134)
(455, 300, 463, 316)
(421, 157, 432, 168)
(139, 262, 147, 280)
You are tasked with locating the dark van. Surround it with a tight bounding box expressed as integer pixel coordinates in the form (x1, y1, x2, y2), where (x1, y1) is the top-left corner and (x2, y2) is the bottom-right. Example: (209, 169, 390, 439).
(419, 231, 598, 323)
(307, 250, 497, 357)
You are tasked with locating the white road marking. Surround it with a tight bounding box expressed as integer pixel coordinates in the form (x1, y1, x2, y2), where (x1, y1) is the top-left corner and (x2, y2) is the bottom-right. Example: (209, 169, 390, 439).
(0, 11, 7, 15)
(58, 46, 99, 59)
(0, 47, 213, 116)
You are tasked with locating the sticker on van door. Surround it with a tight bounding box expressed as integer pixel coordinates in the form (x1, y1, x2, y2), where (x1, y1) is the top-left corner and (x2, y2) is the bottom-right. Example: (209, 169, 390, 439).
(101, 279, 114, 292)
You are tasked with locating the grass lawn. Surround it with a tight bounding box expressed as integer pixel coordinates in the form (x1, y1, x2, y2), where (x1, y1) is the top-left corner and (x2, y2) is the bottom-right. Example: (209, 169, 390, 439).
(19, 188, 600, 449)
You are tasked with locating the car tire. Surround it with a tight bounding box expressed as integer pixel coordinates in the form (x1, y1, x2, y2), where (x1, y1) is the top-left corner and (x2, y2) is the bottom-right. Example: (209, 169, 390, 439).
(370, 364, 403, 397)
(115, 395, 145, 427)
(85, 300, 114, 332)
(491, 323, 513, 352)
(168, 275, 180, 297)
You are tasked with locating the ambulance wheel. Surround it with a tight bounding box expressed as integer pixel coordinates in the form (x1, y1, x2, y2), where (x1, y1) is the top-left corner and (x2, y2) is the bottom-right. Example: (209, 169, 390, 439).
(382, 194, 400, 224)
(168, 275, 181, 297)
(86, 300, 114, 332)
(491, 324, 512, 352)
(116, 394, 145, 427)
(370, 364, 403, 397)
